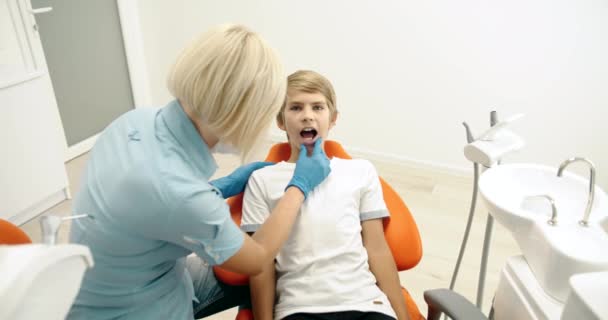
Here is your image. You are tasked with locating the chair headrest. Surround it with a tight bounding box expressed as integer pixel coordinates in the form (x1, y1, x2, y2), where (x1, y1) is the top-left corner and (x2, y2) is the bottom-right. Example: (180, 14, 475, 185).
(265, 140, 351, 162)
(0, 219, 31, 245)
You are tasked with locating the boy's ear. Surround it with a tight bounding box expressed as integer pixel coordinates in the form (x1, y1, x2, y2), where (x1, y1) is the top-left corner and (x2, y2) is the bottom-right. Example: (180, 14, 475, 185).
(277, 116, 286, 131)
(329, 111, 338, 130)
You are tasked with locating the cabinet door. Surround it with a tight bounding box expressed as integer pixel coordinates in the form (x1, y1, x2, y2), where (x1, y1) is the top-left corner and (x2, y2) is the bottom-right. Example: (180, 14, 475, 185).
(32, 0, 134, 149)
(0, 0, 69, 224)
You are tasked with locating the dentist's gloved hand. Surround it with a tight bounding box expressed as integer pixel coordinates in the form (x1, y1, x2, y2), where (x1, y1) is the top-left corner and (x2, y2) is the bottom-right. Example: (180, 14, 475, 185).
(286, 138, 331, 199)
(210, 161, 274, 198)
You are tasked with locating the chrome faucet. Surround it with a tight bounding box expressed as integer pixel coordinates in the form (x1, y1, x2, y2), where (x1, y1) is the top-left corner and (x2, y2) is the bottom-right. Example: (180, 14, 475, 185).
(524, 195, 558, 226)
(40, 214, 94, 244)
(557, 157, 596, 226)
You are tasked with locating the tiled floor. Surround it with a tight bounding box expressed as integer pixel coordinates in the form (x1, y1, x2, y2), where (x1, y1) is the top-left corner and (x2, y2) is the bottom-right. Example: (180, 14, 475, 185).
(20, 148, 520, 319)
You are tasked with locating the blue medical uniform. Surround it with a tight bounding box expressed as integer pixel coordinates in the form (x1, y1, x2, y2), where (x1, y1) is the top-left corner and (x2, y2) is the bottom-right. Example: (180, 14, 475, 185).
(67, 100, 244, 319)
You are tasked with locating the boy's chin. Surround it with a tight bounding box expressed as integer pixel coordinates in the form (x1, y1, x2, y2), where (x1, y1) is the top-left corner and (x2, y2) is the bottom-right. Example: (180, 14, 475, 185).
(289, 140, 316, 156)
(302, 140, 316, 147)
(291, 139, 315, 147)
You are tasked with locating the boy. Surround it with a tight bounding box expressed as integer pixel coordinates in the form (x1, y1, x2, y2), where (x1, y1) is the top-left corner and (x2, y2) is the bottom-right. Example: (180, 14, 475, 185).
(241, 70, 410, 320)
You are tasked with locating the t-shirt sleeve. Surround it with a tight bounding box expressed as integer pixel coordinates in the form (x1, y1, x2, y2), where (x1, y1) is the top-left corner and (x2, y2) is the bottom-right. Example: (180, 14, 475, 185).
(166, 188, 244, 266)
(241, 172, 270, 233)
(359, 161, 390, 221)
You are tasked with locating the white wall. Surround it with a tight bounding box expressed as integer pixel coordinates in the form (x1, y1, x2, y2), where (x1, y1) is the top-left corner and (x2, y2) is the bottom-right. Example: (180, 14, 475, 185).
(136, 0, 608, 187)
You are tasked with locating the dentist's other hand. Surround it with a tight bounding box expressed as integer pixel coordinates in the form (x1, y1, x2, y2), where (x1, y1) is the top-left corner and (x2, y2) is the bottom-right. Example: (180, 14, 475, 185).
(286, 138, 331, 198)
(210, 161, 274, 198)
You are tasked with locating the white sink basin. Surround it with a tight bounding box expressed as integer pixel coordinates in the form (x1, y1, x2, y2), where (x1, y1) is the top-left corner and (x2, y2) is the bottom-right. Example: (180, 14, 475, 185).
(479, 164, 608, 302)
(561, 271, 608, 320)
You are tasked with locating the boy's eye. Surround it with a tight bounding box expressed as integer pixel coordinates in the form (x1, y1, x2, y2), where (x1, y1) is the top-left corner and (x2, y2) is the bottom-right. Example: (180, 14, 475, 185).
(289, 105, 301, 111)
(313, 105, 324, 110)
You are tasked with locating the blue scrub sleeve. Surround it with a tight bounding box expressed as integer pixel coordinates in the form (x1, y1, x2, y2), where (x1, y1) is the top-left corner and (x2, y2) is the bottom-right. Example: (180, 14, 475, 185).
(168, 189, 244, 265)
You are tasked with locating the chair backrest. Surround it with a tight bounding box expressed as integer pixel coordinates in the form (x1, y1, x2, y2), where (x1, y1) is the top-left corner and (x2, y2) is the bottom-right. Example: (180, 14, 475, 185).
(0, 219, 32, 245)
(214, 140, 423, 285)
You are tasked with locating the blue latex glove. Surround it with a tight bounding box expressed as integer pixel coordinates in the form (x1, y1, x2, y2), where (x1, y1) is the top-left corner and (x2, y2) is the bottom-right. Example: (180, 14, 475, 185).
(210, 161, 274, 198)
(286, 138, 331, 199)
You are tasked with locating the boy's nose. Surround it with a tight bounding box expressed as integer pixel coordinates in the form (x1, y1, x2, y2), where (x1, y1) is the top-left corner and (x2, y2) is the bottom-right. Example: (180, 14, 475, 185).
(301, 108, 314, 121)
(301, 115, 314, 123)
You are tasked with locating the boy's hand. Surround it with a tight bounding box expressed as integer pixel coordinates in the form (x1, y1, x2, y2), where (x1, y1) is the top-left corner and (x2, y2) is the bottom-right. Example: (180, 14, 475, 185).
(286, 138, 331, 198)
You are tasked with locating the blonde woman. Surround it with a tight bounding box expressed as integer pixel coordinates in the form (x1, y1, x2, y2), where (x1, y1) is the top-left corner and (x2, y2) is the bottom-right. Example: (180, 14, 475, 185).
(67, 25, 330, 320)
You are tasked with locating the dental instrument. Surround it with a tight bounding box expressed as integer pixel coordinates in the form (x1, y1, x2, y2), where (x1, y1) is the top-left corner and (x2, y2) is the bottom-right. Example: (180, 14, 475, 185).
(449, 110, 525, 317)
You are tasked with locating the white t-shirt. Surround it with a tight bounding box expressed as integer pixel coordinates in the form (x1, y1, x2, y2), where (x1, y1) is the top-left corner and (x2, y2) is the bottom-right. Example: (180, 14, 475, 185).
(241, 158, 397, 320)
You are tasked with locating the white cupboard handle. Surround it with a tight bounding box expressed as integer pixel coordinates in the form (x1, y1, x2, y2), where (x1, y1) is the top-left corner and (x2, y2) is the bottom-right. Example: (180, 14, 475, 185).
(28, 7, 53, 15)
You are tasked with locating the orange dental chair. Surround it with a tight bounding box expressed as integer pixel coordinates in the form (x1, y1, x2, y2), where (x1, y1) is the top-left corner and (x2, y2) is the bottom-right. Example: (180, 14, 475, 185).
(213, 140, 424, 320)
(213, 141, 489, 320)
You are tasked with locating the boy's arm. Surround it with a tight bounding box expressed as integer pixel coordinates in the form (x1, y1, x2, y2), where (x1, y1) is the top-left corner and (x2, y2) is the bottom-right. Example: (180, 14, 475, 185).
(240, 175, 276, 320)
(248, 235, 276, 320)
(362, 219, 410, 320)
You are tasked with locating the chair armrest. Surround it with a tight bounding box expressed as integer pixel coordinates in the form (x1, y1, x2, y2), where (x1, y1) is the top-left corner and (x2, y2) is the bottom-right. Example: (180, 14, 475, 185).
(424, 289, 488, 320)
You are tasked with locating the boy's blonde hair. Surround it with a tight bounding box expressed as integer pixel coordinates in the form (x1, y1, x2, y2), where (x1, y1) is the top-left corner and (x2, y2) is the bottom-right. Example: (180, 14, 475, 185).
(277, 70, 338, 126)
(167, 24, 286, 158)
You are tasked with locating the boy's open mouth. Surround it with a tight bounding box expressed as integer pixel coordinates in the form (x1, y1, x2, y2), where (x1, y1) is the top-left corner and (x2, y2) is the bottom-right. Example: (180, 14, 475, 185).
(300, 128, 317, 144)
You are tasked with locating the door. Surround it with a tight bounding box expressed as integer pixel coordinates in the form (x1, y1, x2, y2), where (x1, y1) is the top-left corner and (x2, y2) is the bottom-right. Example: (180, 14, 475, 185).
(31, 0, 134, 158)
(0, 0, 69, 224)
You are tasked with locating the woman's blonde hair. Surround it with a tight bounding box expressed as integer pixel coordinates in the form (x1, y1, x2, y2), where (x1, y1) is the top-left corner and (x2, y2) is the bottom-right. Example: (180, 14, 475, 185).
(167, 24, 286, 158)
(277, 70, 338, 126)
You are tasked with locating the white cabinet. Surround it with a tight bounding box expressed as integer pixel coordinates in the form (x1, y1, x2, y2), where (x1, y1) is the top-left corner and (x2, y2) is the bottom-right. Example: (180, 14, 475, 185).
(0, 0, 69, 225)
